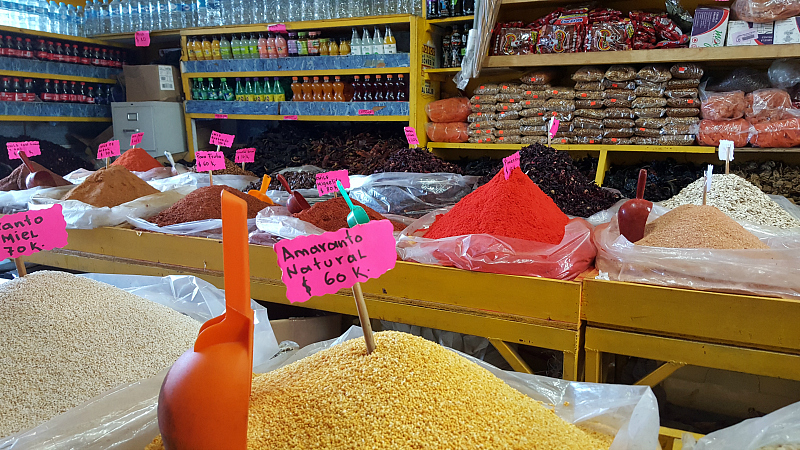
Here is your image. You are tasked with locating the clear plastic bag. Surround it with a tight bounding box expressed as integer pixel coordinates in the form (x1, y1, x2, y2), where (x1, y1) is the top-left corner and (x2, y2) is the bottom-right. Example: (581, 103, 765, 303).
(148, 172, 258, 192)
(635, 117, 667, 128)
(697, 118, 751, 147)
(574, 81, 604, 91)
(473, 83, 500, 95)
(667, 78, 701, 89)
(521, 135, 549, 145)
(632, 97, 668, 109)
(521, 89, 551, 100)
(521, 125, 548, 136)
(575, 90, 604, 100)
(495, 128, 521, 137)
(521, 116, 547, 126)
(603, 79, 636, 90)
(127, 216, 259, 240)
(634, 85, 665, 97)
(546, 87, 575, 99)
(732, 0, 800, 23)
(470, 94, 498, 104)
(594, 207, 800, 298)
(684, 401, 800, 450)
(603, 137, 634, 145)
(468, 112, 496, 122)
(662, 123, 697, 135)
(0, 185, 71, 214)
(604, 128, 635, 138)
(496, 110, 521, 120)
(666, 97, 699, 108)
(659, 134, 696, 145)
(469, 120, 497, 130)
(604, 98, 633, 108)
(745, 88, 794, 123)
(572, 66, 606, 82)
(494, 119, 521, 130)
(496, 93, 524, 103)
(497, 135, 522, 144)
(605, 89, 638, 101)
(0, 273, 279, 450)
(425, 97, 471, 123)
(636, 108, 666, 118)
(637, 65, 672, 83)
(605, 65, 637, 81)
(751, 114, 800, 148)
(519, 108, 547, 118)
(576, 109, 606, 119)
(606, 107, 635, 119)
(425, 122, 469, 143)
(468, 127, 495, 138)
(576, 99, 603, 109)
(397, 209, 597, 281)
(667, 107, 700, 117)
(545, 98, 576, 112)
(604, 118, 635, 128)
(768, 59, 800, 90)
(573, 116, 604, 129)
(496, 102, 524, 112)
(470, 103, 497, 113)
(521, 98, 546, 109)
(701, 90, 746, 120)
(574, 128, 604, 138)
(670, 63, 703, 79)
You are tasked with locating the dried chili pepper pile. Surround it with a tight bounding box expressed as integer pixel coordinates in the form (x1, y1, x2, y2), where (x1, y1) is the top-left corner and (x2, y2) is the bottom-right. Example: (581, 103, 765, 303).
(0, 135, 92, 179)
(603, 159, 711, 202)
(376, 147, 461, 174)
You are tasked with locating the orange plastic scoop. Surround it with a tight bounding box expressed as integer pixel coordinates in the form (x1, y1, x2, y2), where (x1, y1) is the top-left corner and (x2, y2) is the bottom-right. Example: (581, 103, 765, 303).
(247, 174, 275, 205)
(618, 168, 653, 243)
(157, 190, 254, 450)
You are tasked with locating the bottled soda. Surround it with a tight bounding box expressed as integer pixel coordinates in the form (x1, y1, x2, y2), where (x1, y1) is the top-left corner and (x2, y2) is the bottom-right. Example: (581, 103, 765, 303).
(272, 77, 284, 101)
(235, 77, 245, 101)
(207, 78, 218, 100)
(41, 79, 55, 102)
(220, 77, 234, 101)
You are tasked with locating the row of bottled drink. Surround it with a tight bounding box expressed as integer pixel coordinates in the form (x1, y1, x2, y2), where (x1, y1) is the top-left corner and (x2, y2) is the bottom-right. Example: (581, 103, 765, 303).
(440, 24, 470, 69)
(0, 1, 84, 36)
(425, 0, 473, 19)
(191, 77, 286, 101)
(290, 74, 407, 102)
(0, 77, 111, 104)
(84, 0, 421, 36)
(1, 35, 126, 67)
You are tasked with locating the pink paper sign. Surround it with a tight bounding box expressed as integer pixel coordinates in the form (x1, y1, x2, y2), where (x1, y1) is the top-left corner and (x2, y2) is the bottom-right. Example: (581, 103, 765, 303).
(209, 131, 235, 148)
(7, 141, 41, 159)
(214, 114, 228, 119)
(403, 126, 419, 146)
(503, 151, 521, 180)
(283, 115, 298, 120)
(235, 147, 256, 164)
(129, 132, 144, 147)
(195, 151, 226, 172)
(134, 30, 150, 47)
(268, 23, 287, 32)
(315, 169, 350, 196)
(549, 118, 560, 138)
(0, 204, 68, 259)
(274, 220, 397, 303)
(97, 140, 121, 159)
(358, 109, 375, 115)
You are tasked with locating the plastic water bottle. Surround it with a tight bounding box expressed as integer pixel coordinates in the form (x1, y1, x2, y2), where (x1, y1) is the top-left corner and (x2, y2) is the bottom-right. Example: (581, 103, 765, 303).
(206, 0, 219, 26)
(82, 0, 92, 35)
(299, 0, 312, 21)
(56, 1, 67, 32)
(24, 0, 35, 30)
(285, 0, 298, 21)
(193, 0, 204, 26)
(35, 0, 47, 30)
(108, 0, 119, 32)
(76, 4, 84, 34)
(97, 0, 108, 33)
(176, 0, 188, 27)
(312, 0, 327, 20)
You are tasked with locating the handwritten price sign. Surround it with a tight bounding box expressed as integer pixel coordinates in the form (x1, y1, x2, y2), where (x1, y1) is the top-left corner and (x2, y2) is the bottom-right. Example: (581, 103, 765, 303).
(7, 141, 41, 159)
(130, 132, 144, 147)
(315, 169, 350, 196)
(0, 205, 68, 259)
(403, 127, 419, 146)
(503, 151, 520, 180)
(268, 23, 287, 32)
(134, 30, 150, 47)
(209, 131, 235, 148)
(234, 147, 256, 164)
(549, 118, 560, 139)
(214, 114, 228, 119)
(274, 220, 397, 303)
(195, 150, 226, 172)
(283, 115, 298, 120)
(358, 109, 375, 116)
(97, 140, 121, 159)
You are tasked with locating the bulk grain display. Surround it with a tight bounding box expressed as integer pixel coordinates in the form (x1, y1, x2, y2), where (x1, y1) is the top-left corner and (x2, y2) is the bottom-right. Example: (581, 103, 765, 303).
(61, 165, 160, 208)
(0, 271, 200, 438)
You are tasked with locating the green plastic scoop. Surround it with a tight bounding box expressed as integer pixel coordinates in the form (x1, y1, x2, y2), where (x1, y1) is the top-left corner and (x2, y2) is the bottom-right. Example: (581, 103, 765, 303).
(336, 180, 370, 227)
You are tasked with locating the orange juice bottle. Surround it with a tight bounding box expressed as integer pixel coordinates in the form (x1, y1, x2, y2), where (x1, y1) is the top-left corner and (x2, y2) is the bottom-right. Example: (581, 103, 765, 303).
(186, 38, 196, 60)
(329, 39, 339, 56)
(301, 76, 313, 101)
(333, 76, 345, 102)
(311, 76, 323, 102)
(322, 76, 333, 101)
(290, 76, 302, 101)
(339, 38, 350, 56)
(211, 36, 221, 60)
(201, 37, 213, 60)
(192, 38, 205, 61)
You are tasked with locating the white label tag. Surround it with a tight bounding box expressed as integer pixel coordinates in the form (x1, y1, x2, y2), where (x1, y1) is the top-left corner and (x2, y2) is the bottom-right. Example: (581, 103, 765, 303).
(158, 65, 175, 91)
(705, 164, 714, 194)
(718, 140, 735, 161)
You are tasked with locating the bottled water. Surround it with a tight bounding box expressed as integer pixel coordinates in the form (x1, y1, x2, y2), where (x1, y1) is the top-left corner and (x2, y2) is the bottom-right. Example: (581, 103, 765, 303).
(157, 0, 168, 29)
(36, 0, 48, 30)
(67, 3, 75, 34)
(149, 0, 160, 29)
(206, 0, 220, 26)
(128, 0, 138, 30)
(177, 0, 189, 28)
(57, 1, 68, 33)
(108, 0, 119, 32)
(285, 0, 298, 21)
(120, 0, 130, 31)
(300, 0, 312, 21)
(16, 0, 26, 27)
(230, 0, 240, 24)
(312, 0, 328, 20)
(83, 0, 93, 35)
(24, 0, 35, 30)
(193, 0, 205, 27)
(98, 0, 109, 33)
(76, 4, 83, 34)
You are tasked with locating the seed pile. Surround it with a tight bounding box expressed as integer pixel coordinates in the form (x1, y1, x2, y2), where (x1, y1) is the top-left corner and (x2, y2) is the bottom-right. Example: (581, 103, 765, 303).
(0, 271, 200, 438)
(112, 147, 163, 172)
(62, 165, 159, 208)
(148, 185, 270, 226)
(661, 174, 800, 229)
(295, 197, 406, 232)
(636, 205, 769, 249)
(146, 331, 613, 450)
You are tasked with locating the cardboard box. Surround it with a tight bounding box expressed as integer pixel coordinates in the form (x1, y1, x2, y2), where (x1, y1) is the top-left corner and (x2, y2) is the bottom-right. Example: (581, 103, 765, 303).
(774, 17, 800, 44)
(690, 7, 730, 48)
(270, 315, 342, 348)
(123, 65, 182, 102)
(727, 20, 774, 45)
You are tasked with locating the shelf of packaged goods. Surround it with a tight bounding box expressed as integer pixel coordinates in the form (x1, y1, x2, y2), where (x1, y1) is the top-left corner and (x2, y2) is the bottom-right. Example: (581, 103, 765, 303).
(0, 115, 111, 122)
(24, 226, 587, 380)
(186, 112, 409, 121)
(183, 67, 412, 79)
(426, 15, 474, 24)
(0, 69, 116, 84)
(179, 14, 415, 37)
(0, 24, 130, 48)
(484, 44, 800, 68)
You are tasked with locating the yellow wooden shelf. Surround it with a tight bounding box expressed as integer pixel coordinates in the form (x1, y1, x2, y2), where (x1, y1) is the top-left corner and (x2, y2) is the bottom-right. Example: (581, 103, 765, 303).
(0, 115, 111, 122)
(427, 143, 717, 153)
(0, 24, 130, 48)
(179, 14, 414, 37)
(0, 69, 116, 84)
(184, 67, 411, 79)
(187, 112, 409, 122)
(93, 29, 181, 43)
(424, 67, 461, 73)
(485, 44, 800, 68)
(427, 15, 474, 24)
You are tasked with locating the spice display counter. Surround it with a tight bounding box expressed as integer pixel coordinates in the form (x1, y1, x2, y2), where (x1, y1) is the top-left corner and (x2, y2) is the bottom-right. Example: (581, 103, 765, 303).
(24, 226, 586, 380)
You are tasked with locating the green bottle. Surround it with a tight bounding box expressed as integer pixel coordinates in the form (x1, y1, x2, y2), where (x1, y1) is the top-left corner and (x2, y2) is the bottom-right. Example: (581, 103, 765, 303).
(207, 78, 219, 101)
(198, 79, 209, 100)
(220, 35, 232, 59)
(231, 35, 242, 59)
(261, 77, 271, 102)
(220, 78, 234, 101)
(191, 79, 199, 100)
(248, 34, 259, 59)
(235, 77, 245, 101)
(272, 77, 285, 102)
(245, 77, 255, 102)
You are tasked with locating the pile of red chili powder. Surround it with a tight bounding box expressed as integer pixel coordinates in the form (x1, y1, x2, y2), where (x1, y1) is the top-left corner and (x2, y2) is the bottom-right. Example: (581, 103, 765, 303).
(423, 168, 569, 244)
(149, 185, 270, 226)
(295, 197, 406, 232)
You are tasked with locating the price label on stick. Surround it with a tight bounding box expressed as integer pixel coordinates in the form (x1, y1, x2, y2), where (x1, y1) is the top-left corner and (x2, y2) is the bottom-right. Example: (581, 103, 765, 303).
(214, 114, 228, 119)
(268, 23, 287, 32)
(315, 169, 350, 196)
(549, 118, 560, 139)
(97, 140, 121, 159)
(718, 140, 734, 161)
(274, 220, 397, 303)
(195, 151, 226, 172)
(706, 164, 714, 193)
(234, 147, 256, 164)
(283, 115, 298, 120)
(134, 30, 150, 47)
(0, 205, 68, 259)
(209, 130, 235, 148)
(7, 141, 41, 159)
(403, 126, 419, 146)
(502, 151, 521, 180)
(129, 132, 144, 147)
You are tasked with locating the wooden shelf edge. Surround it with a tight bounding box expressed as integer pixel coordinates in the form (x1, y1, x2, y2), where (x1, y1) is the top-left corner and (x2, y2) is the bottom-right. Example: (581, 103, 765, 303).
(427, 15, 474, 24)
(187, 113, 409, 122)
(0, 24, 130, 48)
(177, 14, 415, 37)
(183, 67, 411, 78)
(427, 142, 800, 153)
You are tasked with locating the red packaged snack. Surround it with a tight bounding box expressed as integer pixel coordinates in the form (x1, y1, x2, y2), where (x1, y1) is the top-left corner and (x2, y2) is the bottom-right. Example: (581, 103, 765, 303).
(745, 88, 794, 123)
(497, 28, 535, 55)
(425, 97, 471, 123)
(425, 122, 469, 143)
(697, 119, 750, 147)
(751, 115, 800, 148)
(586, 21, 632, 51)
(701, 91, 747, 120)
(537, 24, 579, 53)
(653, 17, 683, 40)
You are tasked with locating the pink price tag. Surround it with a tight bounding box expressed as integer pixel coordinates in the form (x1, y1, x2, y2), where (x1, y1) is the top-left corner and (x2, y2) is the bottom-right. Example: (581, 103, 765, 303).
(134, 30, 150, 47)
(97, 140, 121, 159)
(403, 126, 419, 146)
(7, 141, 41, 159)
(268, 23, 287, 32)
(549, 118, 560, 138)
(283, 115, 298, 120)
(0, 205, 68, 259)
(315, 169, 350, 196)
(234, 147, 256, 164)
(274, 220, 397, 303)
(195, 151, 226, 172)
(214, 114, 228, 119)
(209, 130, 235, 148)
(503, 151, 521, 180)
(358, 109, 375, 116)
(129, 132, 144, 147)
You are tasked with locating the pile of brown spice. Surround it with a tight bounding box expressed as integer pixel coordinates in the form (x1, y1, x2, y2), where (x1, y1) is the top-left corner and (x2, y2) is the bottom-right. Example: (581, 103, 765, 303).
(148, 185, 270, 226)
(193, 157, 257, 177)
(636, 205, 769, 250)
(0, 161, 72, 191)
(61, 165, 159, 208)
(295, 197, 406, 232)
(112, 148, 163, 172)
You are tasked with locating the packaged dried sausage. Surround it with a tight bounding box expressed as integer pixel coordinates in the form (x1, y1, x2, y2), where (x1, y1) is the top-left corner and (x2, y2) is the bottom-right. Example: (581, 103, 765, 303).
(635, 107, 666, 118)
(521, 136, 549, 145)
(495, 128, 522, 137)
(520, 116, 547, 126)
(496, 135, 522, 144)
(633, 97, 667, 108)
(521, 99, 546, 109)
(426, 97, 471, 123)
(468, 112, 496, 122)
(467, 127, 494, 137)
(520, 125, 548, 136)
(637, 65, 672, 82)
(604, 89, 637, 101)
(470, 94, 498, 105)
(751, 115, 800, 147)
(635, 127, 663, 137)
(545, 87, 575, 99)
(700, 90, 747, 120)
(667, 107, 700, 117)
(662, 123, 697, 135)
(496, 102, 523, 112)
(574, 136, 603, 144)
(537, 24, 580, 54)
(572, 66, 605, 82)
(665, 88, 699, 98)
(745, 88, 794, 123)
(634, 85, 665, 97)
(499, 83, 523, 93)
(574, 81, 604, 91)
(667, 97, 699, 108)
(471, 103, 497, 113)
(603, 79, 636, 90)
(575, 108, 605, 119)
(604, 118, 635, 128)
(605, 65, 637, 81)
(697, 118, 750, 147)
(426, 122, 469, 143)
(573, 116, 604, 129)
(732, 0, 800, 23)
(576, 99, 603, 109)
(635, 117, 667, 128)
(473, 84, 499, 95)
(603, 98, 633, 108)
(670, 63, 703, 79)
(469, 120, 497, 130)
(495, 27, 535, 55)
(520, 69, 557, 85)
(658, 135, 696, 146)
(521, 90, 551, 100)
(495, 119, 522, 129)
(667, 78, 701, 89)
(496, 93, 524, 103)
(606, 107, 635, 119)
(496, 110, 521, 121)
(586, 21, 632, 52)
(631, 136, 660, 145)
(545, 99, 576, 112)
(603, 137, 633, 145)
(519, 108, 548, 118)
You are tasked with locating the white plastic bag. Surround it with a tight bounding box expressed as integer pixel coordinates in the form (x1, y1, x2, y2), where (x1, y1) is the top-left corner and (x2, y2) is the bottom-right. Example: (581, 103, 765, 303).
(0, 273, 279, 450)
(63, 166, 187, 186)
(254, 205, 414, 241)
(30, 186, 194, 229)
(0, 185, 72, 214)
(683, 400, 800, 450)
(127, 216, 259, 240)
(148, 172, 257, 193)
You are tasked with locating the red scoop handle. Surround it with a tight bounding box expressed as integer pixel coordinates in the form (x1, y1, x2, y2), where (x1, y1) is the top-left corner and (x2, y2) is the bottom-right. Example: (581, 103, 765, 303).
(636, 169, 647, 200)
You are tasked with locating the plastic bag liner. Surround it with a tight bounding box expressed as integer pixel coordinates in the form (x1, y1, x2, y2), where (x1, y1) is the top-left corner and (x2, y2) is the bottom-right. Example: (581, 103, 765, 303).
(396, 207, 597, 281)
(63, 165, 189, 185)
(261, 326, 661, 450)
(0, 185, 72, 214)
(347, 172, 479, 218)
(147, 172, 258, 193)
(593, 206, 800, 299)
(0, 273, 279, 450)
(254, 205, 414, 241)
(682, 400, 800, 450)
(30, 186, 194, 229)
(127, 216, 259, 241)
